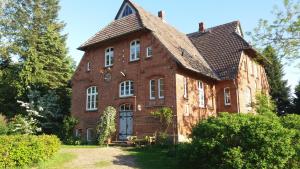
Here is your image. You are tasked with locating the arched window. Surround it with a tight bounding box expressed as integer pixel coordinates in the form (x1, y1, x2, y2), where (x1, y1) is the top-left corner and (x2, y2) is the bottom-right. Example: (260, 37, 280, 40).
(105, 47, 114, 67)
(86, 86, 98, 111)
(119, 80, 134, 97)
(130, 40, 140, 61)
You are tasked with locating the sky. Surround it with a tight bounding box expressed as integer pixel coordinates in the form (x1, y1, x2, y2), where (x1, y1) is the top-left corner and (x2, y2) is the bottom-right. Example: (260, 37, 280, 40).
(58, 0, 300, 91)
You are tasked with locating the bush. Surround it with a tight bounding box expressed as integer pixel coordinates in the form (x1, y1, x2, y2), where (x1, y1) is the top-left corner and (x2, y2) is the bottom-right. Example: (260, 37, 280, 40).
(97, 106, 116, 145)
(280, 114, 300, 168)
(178, 113, 296, 169)
(0, 135, 60, 168)
(0, 114, 8, 135)
(61, 116, 78, 145)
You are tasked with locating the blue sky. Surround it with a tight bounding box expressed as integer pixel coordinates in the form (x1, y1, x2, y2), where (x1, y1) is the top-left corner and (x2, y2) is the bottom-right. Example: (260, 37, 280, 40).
(58, 0, 300, 91)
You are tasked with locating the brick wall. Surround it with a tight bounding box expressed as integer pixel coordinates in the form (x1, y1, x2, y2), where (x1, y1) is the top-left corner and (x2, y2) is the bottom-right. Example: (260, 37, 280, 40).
(71, 31, 178, 141)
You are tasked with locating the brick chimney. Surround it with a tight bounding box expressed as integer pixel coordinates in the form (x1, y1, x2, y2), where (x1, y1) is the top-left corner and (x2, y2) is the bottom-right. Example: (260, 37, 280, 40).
(199, 22, 205, 33)
(158, 10, 165, 21)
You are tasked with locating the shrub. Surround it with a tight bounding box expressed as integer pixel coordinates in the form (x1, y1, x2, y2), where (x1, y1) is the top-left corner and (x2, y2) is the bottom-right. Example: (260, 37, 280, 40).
(0, 114, 8, 135)
(151, 107, 173, 132)
(8, 114, 41, 135)
(178, 113, 296, 169)
(280, 114, 300, 168)
(61, 116, 78, 144)
(0, 135, 60, 168)
(97, 106, 116, 145)
(255, 92, 276, 117)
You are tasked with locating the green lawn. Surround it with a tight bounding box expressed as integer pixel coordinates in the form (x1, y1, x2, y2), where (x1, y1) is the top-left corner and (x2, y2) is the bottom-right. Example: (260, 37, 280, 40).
(127, 146, 180, 169)
(30, 151, 76, 169)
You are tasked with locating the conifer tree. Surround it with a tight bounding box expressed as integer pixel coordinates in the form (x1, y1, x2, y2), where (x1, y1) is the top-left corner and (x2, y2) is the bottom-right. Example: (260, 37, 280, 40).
(262, 46, 292, 115)
(293, 81, 300, 114)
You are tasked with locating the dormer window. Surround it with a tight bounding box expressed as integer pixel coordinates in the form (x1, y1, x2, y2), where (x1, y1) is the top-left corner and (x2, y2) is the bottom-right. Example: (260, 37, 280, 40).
(130, 40, 140, 61)
(105, 47, 114, 67)
(122, 5, 133, 17)
(116, 3, 136, 19)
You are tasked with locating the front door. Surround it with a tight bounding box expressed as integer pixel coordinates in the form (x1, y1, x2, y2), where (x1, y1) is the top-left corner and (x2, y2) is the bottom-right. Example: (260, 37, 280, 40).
(119, 104, 133, 140)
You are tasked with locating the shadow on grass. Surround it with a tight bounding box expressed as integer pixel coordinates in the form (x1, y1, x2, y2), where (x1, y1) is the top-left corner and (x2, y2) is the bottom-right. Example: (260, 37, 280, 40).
(119, 146, 180, 169)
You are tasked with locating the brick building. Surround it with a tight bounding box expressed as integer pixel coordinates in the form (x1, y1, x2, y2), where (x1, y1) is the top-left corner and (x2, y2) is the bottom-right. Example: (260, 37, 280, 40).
(71, 0, 269, 142)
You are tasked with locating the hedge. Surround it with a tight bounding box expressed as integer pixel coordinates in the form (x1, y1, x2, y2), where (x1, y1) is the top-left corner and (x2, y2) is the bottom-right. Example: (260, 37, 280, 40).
(0, 135, 61, 168)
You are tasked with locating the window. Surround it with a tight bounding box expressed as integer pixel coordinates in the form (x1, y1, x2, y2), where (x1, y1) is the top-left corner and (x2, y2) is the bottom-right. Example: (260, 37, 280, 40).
(75, 129, 82, 137)
(130, 40, 140, 61)
(248, 59, 253, 75)
(120, 80, 134, 97)
(86, 128, 94, 142)
(120, 104, 133, 111)
(198, 81, 205, 108)
(224, 87, 231, 106)
(86, 86, 98, 111)
(122, 5, 133, 17)
(158, 78, 164, 99)
(146, 47, 153, 57)
(245, 87, 252, 112)
(87, 62, 90, 72)
(184, 104, 189, 116)
(184, 77, 188, 99)
(105, 47, 114, 67)
(149, 79, 155, 100)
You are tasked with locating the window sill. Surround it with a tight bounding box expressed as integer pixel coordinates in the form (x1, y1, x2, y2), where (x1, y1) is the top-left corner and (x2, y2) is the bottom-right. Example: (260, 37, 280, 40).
(105, 65, 113, 68)
(120, 95, 134, 99)
(224, 104, 231, 107)
(145, 56, 152, 59)
(158, 97, 165, 100)
(86, 109, 98, 112)
(129, 59, 140, 63)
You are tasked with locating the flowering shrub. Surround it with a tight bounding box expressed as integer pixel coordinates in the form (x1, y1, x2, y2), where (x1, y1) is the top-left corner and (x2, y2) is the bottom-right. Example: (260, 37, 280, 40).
(97, 106, 116, 145)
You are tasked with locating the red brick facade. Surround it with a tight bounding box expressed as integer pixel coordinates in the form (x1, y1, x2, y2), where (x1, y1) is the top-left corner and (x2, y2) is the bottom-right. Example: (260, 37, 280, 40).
(71, 0, 269, 143)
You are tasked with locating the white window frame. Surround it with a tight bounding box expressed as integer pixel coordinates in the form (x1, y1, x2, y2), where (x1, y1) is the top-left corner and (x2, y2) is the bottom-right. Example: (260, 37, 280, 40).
(105, 47, 114, 67)
(86, 128, 93, 142)
(119, 80, 134, 97)
(86, 86, 98, 111)
(198, 81, 205, 108)
(149, 79, 155, 100)
(245, 87, 252, 112)
(224, 87, 231, 106)
(184, 77, 188, 99)
(158, 78, 164, 99)
(146, 47, 153, 58)
(184, 104, 189, 116)
(130, 40, 140, 61)
(87, 62, 90, 72)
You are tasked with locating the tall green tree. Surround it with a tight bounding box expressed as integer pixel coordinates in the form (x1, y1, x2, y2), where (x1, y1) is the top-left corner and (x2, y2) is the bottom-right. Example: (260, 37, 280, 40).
(262, 46, 292, 115)
(248, 0, 300, 61)
(293, 81, 300, 114)
(0, 0, 74, 135)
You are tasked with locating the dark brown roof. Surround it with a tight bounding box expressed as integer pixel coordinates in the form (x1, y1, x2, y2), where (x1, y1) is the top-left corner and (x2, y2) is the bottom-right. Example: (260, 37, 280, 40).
(78, 0, 219, 80)
(188, 21, 251, 80)
(78, 13, 144, 49)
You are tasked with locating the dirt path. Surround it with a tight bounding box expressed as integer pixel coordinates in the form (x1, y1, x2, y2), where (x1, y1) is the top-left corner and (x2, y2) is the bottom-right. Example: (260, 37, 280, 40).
(61, 147, 137, 169)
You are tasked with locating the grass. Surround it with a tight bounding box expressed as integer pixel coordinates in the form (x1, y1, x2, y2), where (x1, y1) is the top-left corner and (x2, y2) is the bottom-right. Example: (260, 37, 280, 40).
(127, 146, 180, 169)
(95, 161, 112, 168)
(61, 145, 100, 148)
(31, 152, 76, 169)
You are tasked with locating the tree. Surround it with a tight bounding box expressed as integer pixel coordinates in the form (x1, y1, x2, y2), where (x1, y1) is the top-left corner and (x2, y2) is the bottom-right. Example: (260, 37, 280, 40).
(262, 46, 292, 114)
(293, 81, 300, 114)
(96, 106, 116, 145)
(248, 0, 300, 61)
(0, 0, 74, 129)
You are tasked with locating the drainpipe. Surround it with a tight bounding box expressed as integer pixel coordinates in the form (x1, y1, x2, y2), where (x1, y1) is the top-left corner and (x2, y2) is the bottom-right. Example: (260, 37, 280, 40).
(233, 79, 240, 114)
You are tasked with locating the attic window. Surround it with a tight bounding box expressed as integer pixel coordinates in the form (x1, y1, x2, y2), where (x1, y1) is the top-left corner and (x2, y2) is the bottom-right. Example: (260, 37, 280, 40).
(122, 5, 133, 17)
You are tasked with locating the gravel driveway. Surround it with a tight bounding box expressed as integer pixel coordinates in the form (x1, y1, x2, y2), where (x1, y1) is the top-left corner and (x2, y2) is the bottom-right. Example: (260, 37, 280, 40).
(61, 147, 137, 169)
